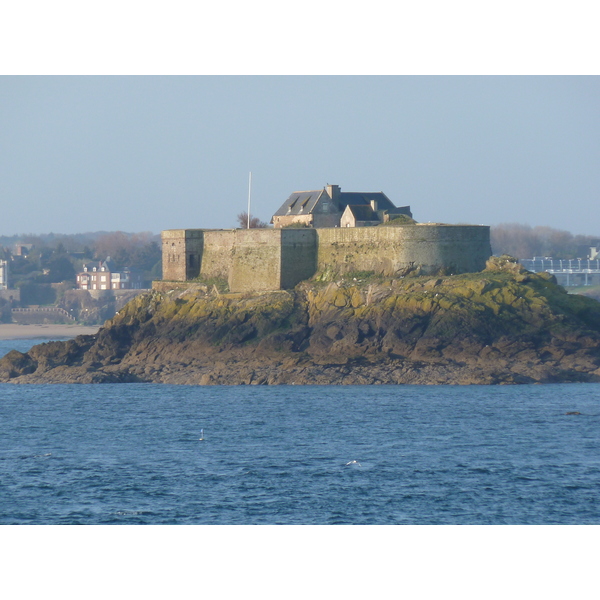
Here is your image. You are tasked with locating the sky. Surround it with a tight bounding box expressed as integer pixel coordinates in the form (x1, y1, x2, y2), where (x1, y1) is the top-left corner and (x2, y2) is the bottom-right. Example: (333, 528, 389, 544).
(1, 75, 599, 237)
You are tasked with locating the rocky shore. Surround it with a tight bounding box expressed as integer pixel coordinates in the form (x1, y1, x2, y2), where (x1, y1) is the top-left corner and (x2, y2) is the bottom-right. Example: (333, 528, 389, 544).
(2, 256, 600, 385)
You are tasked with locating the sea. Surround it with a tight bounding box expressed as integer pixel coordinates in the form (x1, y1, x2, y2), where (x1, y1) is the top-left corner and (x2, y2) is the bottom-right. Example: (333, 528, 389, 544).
(1, 337, 600, 525)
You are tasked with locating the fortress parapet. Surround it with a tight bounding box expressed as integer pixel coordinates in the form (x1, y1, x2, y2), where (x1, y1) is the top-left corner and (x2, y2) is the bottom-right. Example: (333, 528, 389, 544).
(159, 224, 491, 293)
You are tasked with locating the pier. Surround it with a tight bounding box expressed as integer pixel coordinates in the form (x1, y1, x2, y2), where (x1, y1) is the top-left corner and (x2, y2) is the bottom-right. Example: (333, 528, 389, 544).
(519, 257, 600, 287)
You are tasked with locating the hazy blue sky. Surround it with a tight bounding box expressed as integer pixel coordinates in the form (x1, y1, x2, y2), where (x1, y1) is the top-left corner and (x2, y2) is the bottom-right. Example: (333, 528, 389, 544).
(1, 76, 599, 236)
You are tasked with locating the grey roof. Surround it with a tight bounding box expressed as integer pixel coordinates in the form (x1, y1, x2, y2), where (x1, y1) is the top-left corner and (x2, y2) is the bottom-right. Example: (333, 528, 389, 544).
(83, 257, 118, 272)
(346, 205, 379, 221)
(272, 187, 399, 217)
(272, 190, 324, 217)
(338, 192, 395, 211)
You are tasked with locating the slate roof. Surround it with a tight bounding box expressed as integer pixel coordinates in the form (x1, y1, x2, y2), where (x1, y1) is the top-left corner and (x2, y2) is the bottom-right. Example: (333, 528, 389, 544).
(83, 257, 118, 272)
(345, 205, 379, 221)
(337, 192, 395, 212)
(272, 190, 324, 217)
(272, 187, 397, 217)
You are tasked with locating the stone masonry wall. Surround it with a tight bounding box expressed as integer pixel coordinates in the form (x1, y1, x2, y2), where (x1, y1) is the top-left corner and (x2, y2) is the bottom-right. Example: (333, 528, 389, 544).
(0, 289, 20, 302)
(226, 229, 317, 292)
(316, 225, 491, 276)
(280, 229, 318, 289)
(229, 229, 283, 292)
(161, 224, 492, 291)
(200, 230, 235, 280)
(161, 229, 204, 281)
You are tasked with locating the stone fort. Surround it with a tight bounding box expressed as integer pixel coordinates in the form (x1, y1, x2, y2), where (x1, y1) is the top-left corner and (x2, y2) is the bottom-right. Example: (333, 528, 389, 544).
(159, 224, 492, 293)
(158, 184, 491, 293)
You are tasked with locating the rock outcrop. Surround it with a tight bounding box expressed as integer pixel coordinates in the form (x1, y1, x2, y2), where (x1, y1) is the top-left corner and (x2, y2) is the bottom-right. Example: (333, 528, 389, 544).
(3, 256, 600, 385)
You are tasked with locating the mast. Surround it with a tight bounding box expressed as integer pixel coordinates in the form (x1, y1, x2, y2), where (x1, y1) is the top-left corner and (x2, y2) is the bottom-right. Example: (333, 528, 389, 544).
(247, 171, 252, 229)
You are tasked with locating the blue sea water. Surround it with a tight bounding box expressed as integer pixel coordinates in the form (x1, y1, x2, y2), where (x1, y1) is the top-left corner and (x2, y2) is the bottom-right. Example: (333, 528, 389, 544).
(1, 377, 600, 525)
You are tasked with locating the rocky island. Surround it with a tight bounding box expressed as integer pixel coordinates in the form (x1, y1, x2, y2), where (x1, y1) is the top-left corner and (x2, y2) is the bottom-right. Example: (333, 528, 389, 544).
(2, 256, 600, 385)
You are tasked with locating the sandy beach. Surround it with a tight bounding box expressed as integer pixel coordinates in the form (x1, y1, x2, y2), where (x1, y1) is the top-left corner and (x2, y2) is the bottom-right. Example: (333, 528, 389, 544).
(0, 324, 101, 340)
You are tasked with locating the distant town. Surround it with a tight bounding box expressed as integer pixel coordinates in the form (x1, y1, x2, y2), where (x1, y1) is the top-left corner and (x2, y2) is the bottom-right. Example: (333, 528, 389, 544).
(0, 231, 160, 325)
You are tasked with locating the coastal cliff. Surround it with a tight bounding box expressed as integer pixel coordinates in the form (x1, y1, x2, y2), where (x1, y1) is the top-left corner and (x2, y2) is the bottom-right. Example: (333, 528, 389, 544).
(3, 256, 600, 385)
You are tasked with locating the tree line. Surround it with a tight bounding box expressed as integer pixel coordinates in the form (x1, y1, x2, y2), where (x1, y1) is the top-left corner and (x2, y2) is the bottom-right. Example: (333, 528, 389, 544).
(490, 224, 600, 260)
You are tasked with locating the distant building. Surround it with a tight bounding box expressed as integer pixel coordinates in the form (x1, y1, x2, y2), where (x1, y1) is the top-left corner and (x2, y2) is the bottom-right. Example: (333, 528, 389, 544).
(76, 257, 143, 290)
(271, 184, 412, 229)
(0, 259, 8, 290)
(13, 243, 33, 256)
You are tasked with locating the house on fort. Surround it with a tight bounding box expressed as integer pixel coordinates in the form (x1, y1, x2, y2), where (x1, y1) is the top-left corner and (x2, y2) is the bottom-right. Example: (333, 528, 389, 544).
(271, 184, 412, 228)
(76, 257, 143, 291)
(156, 182, 492, 294)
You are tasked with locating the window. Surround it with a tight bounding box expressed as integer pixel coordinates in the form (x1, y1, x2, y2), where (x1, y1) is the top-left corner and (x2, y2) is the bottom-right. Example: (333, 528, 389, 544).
(287, 197, 299, 213)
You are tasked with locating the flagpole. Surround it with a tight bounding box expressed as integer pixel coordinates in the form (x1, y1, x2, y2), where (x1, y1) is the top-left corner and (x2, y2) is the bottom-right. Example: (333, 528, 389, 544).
(247, 172, 252, 229)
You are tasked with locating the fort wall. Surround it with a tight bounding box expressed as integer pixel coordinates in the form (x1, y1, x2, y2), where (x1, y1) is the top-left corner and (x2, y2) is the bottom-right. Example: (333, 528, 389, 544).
(280, 229, 318, 290)
(162, 229, 204, 281)
(201, 230, 235, 280)
(160, 225, 491, 292)
(316, 225, 491, 276)
(229, 229, 283, 292)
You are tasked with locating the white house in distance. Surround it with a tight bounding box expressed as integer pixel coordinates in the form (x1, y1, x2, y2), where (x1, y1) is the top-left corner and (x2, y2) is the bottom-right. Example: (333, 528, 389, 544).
(76, 257, 143, 291)
(271, 184, 412, 228)
(0, 259, 8, 290)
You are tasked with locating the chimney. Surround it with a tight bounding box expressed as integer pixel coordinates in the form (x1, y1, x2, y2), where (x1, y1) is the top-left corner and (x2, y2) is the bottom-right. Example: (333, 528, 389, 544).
(325, 184, 340, 202)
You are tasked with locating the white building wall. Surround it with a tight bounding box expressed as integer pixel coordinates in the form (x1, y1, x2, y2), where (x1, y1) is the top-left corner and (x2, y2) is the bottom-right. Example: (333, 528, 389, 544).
(0, 260, 8, 290)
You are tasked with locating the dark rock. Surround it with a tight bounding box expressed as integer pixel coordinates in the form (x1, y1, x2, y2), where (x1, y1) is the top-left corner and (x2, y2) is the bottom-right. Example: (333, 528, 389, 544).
(4, 272, 600, 385)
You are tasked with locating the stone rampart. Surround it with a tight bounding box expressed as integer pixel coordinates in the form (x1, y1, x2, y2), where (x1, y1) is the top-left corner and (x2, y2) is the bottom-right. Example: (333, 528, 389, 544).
(160, 224, 491, 291)
(280, 229, 317, 289)
(201, 230, 235, 280)
(229, 229, 317, 293)
(162, 229, 204, 282)
(316, 225, 491, 276)
(229, 229, 283, 292)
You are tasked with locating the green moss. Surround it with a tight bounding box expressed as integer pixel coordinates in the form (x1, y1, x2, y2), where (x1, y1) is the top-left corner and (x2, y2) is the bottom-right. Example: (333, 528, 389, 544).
(92, 265, 600, 370)
(189, 275, 229, 293)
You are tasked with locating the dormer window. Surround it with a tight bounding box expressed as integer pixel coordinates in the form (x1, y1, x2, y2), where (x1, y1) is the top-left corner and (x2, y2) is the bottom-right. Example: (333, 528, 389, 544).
(287, 197, 299, 214)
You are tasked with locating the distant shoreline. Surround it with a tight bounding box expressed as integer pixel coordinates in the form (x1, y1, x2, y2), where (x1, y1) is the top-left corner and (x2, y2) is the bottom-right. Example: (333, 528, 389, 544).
(0, 324, 100, 341)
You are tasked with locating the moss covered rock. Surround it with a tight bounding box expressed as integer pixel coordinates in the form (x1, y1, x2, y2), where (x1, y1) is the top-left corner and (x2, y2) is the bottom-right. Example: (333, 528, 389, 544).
(3, 266, 600, 385)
